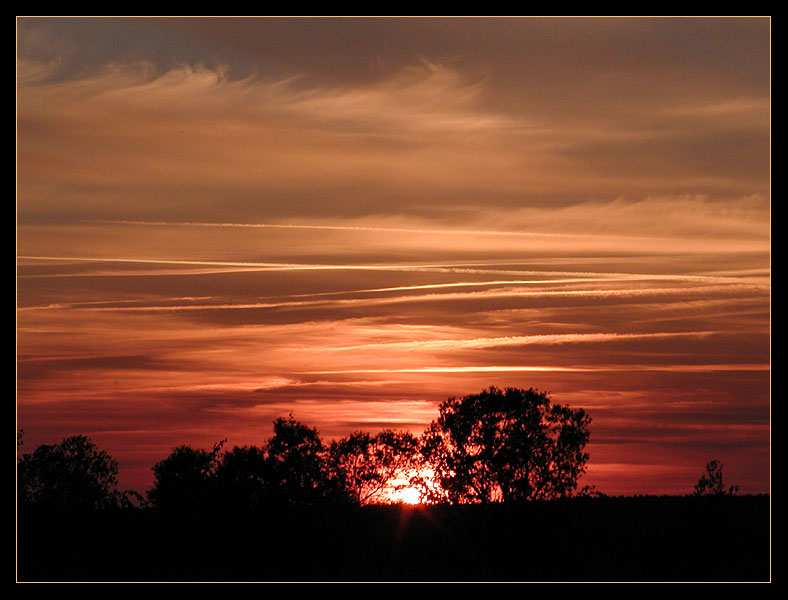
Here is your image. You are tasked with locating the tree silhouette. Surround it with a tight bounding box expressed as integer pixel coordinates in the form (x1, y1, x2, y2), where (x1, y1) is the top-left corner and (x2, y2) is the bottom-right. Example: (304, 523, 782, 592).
(694, 460, 739, 496)
(265, 414, 349, 505)
(18, 435, 124, 511)
(214, 444, 270, 509)
(147, 440, 225, 510)
(329, 430, 420, 504)
(421, 387, 591, 503)
(145, 416, 354, 509)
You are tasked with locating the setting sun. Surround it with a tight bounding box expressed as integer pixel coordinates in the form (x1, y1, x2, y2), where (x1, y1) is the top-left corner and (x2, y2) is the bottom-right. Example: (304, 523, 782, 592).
(17, 16, 770, 584)
(390, 486, 422, 505)
(18, 16, 769, 505)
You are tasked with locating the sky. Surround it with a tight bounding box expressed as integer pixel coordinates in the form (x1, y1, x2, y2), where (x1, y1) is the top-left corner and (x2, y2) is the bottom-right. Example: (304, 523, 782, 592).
(16, 17, 770, 497)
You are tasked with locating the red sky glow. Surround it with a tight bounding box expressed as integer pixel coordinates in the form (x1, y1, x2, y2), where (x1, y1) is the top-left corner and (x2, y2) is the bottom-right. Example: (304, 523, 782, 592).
(17, 17, 770, 498)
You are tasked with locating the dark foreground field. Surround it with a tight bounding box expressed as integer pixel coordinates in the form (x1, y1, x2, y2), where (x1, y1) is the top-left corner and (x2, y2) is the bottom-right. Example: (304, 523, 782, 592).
(17, 495, 770, 582)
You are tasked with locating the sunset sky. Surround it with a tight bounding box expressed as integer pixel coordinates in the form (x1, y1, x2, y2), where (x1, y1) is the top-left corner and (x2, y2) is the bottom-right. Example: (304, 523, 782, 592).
(17, 17, 770, 497)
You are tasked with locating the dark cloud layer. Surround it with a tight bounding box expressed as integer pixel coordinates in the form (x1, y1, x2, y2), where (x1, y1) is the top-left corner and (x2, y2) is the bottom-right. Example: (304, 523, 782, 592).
(18, 17, 770, 225)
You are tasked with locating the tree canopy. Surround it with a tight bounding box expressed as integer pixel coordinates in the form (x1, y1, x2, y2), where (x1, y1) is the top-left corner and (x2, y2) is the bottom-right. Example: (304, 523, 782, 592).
(147, 440, 225, 510)
(265, 414, 349, 505)
(329, 430, 420, 504)
(214, 444, 270, 509)
(421, 387, 591, 503)
(18, 435, 124, 511)
(19, 387, 595, 511)
(147, 415, 352, 510)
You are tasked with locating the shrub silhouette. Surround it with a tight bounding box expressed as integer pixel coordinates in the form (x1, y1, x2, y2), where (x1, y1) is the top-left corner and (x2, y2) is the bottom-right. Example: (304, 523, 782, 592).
(420, 386, 591, 503)
(693, 460, 739, 496)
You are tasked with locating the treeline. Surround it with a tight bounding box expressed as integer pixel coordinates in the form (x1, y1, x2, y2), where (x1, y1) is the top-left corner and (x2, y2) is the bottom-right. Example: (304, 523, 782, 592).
(18, 386, 768, 581)
(18, 387, 595, 512)
(147, 415, 421, 510)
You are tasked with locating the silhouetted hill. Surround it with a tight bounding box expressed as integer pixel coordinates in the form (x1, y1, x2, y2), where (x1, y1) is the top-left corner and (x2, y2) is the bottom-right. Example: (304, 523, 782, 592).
(17, 494, 770, 582)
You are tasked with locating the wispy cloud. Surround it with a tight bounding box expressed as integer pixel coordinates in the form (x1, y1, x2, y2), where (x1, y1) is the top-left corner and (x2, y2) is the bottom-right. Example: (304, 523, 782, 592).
(303, 363, 769, 375)
(323, 330, 726, 352)
(17, 18, 770, 496)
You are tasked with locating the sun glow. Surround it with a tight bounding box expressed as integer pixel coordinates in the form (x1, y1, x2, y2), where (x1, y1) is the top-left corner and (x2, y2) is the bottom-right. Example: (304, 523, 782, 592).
(388, 485, 423, 505)
(16, 17, 771, 502)
(377, 466, 438, 505)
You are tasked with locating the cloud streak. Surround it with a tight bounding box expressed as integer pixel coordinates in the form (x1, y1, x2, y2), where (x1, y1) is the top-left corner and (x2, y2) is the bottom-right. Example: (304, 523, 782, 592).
(17, 17, 770, 497)
(303, 363, 769, 374)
